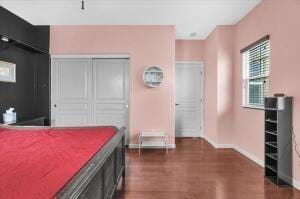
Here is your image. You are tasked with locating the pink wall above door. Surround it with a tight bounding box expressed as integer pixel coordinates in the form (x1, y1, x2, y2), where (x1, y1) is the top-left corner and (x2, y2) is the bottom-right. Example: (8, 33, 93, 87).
(175, 40, 205, 61)
(50, 25, 176, 145)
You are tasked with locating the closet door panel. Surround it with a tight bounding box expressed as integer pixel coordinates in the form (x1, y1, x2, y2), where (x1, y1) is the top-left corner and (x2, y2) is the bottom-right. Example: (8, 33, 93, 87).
(95, 63, 125, 100)
(93, 59, 129, 143)
(51, 59, 93, 127)
(58, 63, 88, 100)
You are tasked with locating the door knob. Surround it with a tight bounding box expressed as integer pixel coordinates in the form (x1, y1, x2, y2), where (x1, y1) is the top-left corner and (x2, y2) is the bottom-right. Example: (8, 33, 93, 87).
(125, 104, 129, 108)
(175, 103, 179, 106)
(54, 104, 57, 108)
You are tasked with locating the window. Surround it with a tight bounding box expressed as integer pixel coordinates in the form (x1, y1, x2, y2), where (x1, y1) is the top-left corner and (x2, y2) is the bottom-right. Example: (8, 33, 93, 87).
(242, 36, 270, 109)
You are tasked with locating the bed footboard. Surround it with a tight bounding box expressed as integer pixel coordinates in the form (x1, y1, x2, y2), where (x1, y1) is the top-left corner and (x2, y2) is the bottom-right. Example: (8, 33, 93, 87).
(57, 127, 126, 199)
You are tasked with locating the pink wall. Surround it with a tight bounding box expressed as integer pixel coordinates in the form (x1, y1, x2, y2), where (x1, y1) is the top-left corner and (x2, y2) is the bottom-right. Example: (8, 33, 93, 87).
(216, 26, 235, 144)
(175, 40, 205, 61)
(204, 26, 234, 144)
(48, 1, 300, 184)
(204, 29, 218, 142)
(50, 25, 176, 145)
(204, 0, 300, 184)
(233, 0, 300, 182)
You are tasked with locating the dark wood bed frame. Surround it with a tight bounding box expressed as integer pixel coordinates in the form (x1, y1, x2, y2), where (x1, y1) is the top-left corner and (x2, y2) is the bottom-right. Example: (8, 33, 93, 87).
(0, 125, 125, 199)
(57, 127, 126, 199)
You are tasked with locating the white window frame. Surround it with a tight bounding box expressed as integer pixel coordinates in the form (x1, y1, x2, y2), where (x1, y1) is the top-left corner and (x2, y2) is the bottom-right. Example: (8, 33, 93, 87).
(242, 40, 270, 109)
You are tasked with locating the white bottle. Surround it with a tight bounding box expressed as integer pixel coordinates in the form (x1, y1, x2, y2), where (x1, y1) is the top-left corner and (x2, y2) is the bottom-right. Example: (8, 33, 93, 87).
(3, 108, 16, 124)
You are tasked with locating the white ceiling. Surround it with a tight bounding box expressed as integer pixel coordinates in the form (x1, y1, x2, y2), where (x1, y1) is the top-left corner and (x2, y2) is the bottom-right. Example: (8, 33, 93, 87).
(0, 0, 261, 39)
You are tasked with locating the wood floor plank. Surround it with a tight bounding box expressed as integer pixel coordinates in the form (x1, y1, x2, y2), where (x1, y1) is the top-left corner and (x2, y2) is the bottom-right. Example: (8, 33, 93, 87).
(115, 138, 300, 199)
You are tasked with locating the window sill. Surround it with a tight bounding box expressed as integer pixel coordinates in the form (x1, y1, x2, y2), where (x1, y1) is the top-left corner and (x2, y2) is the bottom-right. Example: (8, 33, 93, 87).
(243, 106, 265, 110)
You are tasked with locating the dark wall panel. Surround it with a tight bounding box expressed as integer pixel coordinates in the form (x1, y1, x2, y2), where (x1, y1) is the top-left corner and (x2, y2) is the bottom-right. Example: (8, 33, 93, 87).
(35, 53, 50, 125)
(36, 26, 50, 53)
(0, 6, 50, 125)
(0, 46, 36, 120)
(0, 7, 49, 53)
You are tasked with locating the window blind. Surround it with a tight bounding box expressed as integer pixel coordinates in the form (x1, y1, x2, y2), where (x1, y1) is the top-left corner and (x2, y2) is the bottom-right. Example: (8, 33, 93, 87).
(243, 36, 270, 108)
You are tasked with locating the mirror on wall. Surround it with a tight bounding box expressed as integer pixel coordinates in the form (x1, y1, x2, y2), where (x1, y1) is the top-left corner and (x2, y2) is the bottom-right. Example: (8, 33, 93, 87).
(0, 60, 16, 83)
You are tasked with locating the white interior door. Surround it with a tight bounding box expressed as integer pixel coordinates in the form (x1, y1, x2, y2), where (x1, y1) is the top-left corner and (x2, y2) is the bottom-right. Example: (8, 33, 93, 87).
(175, 62, 203, 137)
(51, 59, 93, 127)
(93, 59, 130, 144)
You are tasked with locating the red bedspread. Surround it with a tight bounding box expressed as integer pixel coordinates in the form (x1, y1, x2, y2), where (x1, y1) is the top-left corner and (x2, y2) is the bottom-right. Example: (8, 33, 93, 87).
(0, 126, 117, 199)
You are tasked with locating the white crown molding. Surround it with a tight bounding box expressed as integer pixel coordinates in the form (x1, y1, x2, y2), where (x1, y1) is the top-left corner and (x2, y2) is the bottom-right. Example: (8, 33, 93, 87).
(1, 0, 262, 39)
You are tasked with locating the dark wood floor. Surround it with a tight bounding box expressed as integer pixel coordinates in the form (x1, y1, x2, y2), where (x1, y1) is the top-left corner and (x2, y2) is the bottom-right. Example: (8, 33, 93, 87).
(117, 138, 300, 199)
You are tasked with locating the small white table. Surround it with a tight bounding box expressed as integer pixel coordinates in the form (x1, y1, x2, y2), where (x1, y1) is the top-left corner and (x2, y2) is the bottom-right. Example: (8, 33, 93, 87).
(139, 131, 168, 155)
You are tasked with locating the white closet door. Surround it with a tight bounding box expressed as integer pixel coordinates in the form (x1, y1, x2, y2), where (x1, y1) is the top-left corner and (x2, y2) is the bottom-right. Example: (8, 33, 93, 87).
(93, 59, 130, 143)
(175, 62, 203, 137)
(51, 59, 93, 127)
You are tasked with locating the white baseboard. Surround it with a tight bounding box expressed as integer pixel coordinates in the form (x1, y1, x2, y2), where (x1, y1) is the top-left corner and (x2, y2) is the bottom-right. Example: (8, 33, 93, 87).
(203, 135, 218, 148)
(217, 143, 234, 149)
(293, 179, 300, 190)
(128, 143, 176, 149)
(232, 145, 264, 167)
(128, 136, 300, 190)
(203, 136, 263, 166)
(203, 136, 300, 190)
(203, 135, 233, 149)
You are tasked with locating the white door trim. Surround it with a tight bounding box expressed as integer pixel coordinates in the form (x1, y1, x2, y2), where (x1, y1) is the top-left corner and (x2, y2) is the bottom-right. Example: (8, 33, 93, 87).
(51, 54, 130, 59)
(176, 61, 203, 64)
(175, 61, 204, 138)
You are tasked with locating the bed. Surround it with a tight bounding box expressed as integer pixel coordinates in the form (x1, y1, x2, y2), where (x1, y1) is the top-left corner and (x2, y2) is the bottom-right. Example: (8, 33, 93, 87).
(0, 125, 125, 199)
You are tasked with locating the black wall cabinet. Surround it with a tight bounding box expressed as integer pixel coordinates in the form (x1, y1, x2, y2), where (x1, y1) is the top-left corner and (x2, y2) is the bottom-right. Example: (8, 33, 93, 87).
(0, 7, 49, 53)
(0, 6, 50, 125)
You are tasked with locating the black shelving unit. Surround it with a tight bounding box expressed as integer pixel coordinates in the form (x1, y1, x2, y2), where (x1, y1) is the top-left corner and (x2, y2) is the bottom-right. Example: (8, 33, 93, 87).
(265, 97, 292, 186)
(0, 6, 51, 125)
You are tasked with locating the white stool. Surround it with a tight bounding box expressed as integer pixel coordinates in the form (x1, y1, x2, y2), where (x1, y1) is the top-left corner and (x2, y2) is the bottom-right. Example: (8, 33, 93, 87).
(139, 131, 168, 155)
